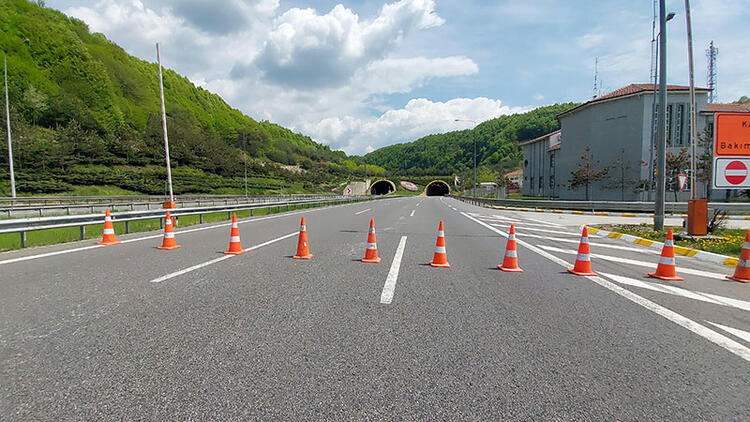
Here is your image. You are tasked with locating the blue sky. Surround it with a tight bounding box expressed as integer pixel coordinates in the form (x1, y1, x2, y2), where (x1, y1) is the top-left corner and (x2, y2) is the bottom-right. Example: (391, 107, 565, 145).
(47, 0, 749, 154)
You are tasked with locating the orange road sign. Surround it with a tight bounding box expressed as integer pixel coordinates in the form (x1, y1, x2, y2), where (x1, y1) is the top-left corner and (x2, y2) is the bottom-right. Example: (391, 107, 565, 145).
(714, 113, 750, 156)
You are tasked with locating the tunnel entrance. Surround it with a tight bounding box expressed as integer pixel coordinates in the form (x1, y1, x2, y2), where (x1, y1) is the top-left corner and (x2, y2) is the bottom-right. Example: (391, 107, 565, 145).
(425, 180, 450, 196)
(370, 179, 396, 195)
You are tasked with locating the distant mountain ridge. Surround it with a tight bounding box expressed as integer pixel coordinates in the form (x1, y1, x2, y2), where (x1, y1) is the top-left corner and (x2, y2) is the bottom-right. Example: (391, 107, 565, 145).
(362, 103, 578, 176)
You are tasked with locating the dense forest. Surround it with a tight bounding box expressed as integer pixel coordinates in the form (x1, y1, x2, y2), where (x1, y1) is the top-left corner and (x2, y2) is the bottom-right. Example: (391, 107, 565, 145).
(0, 0, 384, 195)
(362, 103, 578, 181)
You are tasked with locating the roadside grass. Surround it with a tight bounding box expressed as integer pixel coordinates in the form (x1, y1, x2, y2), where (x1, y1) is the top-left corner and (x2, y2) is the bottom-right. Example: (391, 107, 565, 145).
(592, 223, 746, 257)
(0, 201, 325, 252)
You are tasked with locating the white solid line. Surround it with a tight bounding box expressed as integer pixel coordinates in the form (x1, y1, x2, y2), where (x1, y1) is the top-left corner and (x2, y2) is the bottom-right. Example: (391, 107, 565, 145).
(410, 210, 415, 217)
(0, 244, 104, 265)
(0, 201, 355, 266)
(537, 245, 727, 280)
(490, 224, 584, 237)
(600, 272, 734, 308)
(516, 232, 658, 254)
(355, 208, 371, 215)
(149, 232, 297, 283)
(380, 236, 407, 304)
(706, 321, 750, 343)
(460, 212, 750, 363)
(524, 216, 566, 227)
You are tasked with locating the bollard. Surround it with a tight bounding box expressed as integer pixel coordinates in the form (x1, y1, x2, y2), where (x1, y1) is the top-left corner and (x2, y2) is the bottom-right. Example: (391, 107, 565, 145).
(80, 225, 85, 240)
(20, 231, 26, 248)
(125, 221, 130, 234)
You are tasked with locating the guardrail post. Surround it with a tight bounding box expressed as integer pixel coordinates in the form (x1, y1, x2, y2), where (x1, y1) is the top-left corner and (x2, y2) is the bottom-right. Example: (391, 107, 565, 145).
(80, 225, 85, 240)
(227, 211, 231, 220)
(125, 221, 130, 234)
(160, 218, 164, 229)
(199, 214, 203, 224)
(20, 231, 26, 248)
(250, 209, 253, 216)
(38, 208, 43, 217)
(90, 206, 94, 213)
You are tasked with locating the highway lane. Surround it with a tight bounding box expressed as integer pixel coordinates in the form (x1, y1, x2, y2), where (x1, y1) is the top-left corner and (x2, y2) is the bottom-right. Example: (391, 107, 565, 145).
(1, 196, 749, 420)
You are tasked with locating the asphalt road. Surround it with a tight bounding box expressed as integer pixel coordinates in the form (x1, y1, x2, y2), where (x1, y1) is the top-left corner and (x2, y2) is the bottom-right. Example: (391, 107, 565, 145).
(1, 196, 749, 420)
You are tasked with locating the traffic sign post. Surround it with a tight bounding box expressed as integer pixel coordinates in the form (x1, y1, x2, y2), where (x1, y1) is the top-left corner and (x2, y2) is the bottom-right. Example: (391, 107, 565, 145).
(713, 158, 750, 188)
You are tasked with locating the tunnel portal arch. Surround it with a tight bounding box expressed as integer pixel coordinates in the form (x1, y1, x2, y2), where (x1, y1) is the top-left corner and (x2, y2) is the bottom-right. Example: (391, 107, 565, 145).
(369, 179, 396, 195)
(425, 180, 451, 196)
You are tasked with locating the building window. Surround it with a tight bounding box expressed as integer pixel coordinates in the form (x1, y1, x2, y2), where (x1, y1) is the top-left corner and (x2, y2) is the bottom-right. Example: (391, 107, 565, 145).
(550, 154, 555, 168)
(666, 104, 673, 146)
(538, 177, 543, 190)
(524, 159, 528, 167)
(530, 177, 534, 191)
(676, 104, 684, 145)
(549, 175, 555, 190)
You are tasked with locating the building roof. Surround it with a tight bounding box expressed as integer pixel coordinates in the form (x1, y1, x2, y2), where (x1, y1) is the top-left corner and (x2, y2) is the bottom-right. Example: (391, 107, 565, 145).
(504, 169, 523, 177)
(519, 129, 561, 146)
(558, 83, 711, 119)
(703, 103, 750, 113)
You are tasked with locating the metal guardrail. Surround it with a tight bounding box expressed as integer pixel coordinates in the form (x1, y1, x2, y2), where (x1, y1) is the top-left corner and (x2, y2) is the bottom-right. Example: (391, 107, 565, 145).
(0, 194, 338, 218)
(0, 195, 375, 248)
(452, 195, 750, 214)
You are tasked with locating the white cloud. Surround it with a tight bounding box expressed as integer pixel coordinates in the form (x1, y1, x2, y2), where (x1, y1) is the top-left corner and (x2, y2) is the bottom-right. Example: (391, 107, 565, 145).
(301, 97, 530, 154)
(239, 0, 446, 88)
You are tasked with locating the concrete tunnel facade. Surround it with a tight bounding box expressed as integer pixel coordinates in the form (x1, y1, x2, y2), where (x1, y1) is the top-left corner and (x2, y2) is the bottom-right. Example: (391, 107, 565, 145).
(369, 179, 396, 195)
(425, 180, 451, 196)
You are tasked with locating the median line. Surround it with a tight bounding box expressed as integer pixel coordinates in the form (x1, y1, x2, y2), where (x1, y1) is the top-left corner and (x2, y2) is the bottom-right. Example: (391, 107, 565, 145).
(149, 232, 297, 283)
(380, 236, 407, 304)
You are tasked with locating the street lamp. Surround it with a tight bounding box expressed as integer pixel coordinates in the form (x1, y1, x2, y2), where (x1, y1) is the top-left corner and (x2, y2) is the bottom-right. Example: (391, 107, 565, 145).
(648, 11, 675, 202)
(3, 53, 15, 197)
(654, 2, 674, 231)
(455, 119, 477, 196)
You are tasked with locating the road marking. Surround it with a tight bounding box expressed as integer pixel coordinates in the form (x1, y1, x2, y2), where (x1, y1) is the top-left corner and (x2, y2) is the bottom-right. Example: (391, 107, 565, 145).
(149, 232, 298, 283)
(410, 210, 416, 217)
(0, 201, 357, 266)
(600, 272, 750, 312)
(355, 208, 371, 215)
(524, 216, 566, 227)
(380, 236, 407, 304)
(488, 220, 574, 229)
(706, 321, 750, 343)
(515, 232, 658, 254)
(460, 212, 750, 363)
(537, 245, 726, 280)
(489, 224, 583, 237)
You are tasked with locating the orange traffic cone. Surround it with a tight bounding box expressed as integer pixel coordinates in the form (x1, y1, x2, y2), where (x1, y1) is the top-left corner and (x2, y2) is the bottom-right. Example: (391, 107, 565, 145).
(293, 216, 313, 259)
(362, 218, 381, 263)
(568, 226, 596, 276)
(727, 231, 750, 283)
(430, 221, 450, 268)
(223, 213, 246, 255)
(648, 228, 683, 281)
(97, 208, 121, 245)
(498, 224, 523, 272)
(157, 211, 181, 250)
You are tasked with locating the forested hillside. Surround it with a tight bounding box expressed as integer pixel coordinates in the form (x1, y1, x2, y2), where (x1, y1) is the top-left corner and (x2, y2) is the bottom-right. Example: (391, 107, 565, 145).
(362, 104, 577, 179)
(0, 0, 382, 195)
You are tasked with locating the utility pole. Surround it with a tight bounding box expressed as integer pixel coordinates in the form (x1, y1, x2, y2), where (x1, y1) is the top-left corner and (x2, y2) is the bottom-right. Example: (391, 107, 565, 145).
(156, 43, 175, 205)
(4, 54, 16, 197)
(685, 0, 697, 200)
(242, 133, 248, 198)
(654, 0, 668, 231)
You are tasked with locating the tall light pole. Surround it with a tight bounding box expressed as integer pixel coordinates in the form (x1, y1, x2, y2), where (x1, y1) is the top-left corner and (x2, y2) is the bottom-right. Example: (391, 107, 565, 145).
(156, 43, 175, 205)
(684, 0, 697, 200)
(455, 119, 477, 196)
(3, 54, 16, 197)
(648, 12, 675, 202)
(654, 0, 669, 231)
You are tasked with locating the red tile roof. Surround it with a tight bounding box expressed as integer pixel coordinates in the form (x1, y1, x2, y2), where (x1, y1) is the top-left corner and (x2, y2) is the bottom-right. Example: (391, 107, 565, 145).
(558, 83, 711, 118)
(504, 169, 523, 177)
(704, 103, 750, 113)
(519, 129, 560, 146)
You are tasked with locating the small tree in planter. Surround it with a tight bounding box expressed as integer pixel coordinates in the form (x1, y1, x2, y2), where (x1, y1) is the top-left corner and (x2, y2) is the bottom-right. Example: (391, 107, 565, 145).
(569, 146, 608, 201)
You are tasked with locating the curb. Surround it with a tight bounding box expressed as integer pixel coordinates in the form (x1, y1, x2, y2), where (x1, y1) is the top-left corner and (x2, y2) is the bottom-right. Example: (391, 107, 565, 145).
(585, 226, 738, 267)
(485, 204, 750, 220)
